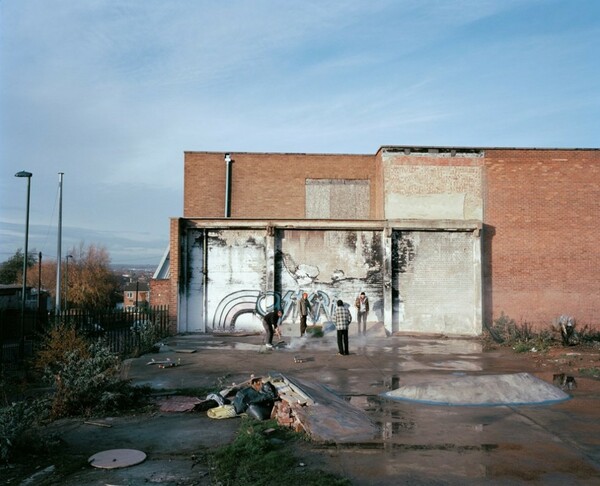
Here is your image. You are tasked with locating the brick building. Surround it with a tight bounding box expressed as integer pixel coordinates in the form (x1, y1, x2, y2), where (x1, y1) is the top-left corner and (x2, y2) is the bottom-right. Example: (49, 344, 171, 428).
(153, 146, 600, 336)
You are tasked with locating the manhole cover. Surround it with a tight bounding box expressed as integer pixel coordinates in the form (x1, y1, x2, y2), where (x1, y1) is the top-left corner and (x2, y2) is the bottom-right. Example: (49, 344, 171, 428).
(88, 449, 147, 469)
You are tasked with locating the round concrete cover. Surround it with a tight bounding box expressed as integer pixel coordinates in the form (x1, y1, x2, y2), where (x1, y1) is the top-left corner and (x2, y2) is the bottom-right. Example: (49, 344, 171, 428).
(381, 372, 570, 406)
(88, 449, 147, 469)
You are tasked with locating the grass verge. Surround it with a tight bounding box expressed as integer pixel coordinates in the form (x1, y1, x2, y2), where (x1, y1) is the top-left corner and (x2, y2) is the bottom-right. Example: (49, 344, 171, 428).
(209, 417, 350, 485)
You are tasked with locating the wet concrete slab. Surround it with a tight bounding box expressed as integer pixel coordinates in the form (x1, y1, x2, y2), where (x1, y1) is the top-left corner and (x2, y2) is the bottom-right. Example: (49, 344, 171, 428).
(109, 333, 600, 484)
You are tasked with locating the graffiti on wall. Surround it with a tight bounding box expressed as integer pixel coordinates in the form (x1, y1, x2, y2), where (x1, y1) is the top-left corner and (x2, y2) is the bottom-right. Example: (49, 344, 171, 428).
(212, 289, 344, 329)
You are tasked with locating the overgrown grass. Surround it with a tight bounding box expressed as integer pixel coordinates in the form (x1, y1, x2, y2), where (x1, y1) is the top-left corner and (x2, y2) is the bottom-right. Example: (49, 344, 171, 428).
(209, 418, 350, 486)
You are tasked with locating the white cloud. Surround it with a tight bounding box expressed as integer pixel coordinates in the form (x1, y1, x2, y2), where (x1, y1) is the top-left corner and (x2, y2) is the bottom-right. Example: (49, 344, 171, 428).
(1, 0, 598, 264)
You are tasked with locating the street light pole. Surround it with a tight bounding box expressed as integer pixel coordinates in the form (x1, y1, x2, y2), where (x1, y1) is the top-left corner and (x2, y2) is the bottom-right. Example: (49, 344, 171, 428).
(55, 172, 64, 315)
(65, 255, 73, 312)
(37, 252, 42, 312)
(15, 170, 32, 357)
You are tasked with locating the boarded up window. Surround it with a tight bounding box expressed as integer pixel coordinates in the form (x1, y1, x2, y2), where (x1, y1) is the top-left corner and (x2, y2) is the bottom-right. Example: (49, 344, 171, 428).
(305, 179, 370, 219)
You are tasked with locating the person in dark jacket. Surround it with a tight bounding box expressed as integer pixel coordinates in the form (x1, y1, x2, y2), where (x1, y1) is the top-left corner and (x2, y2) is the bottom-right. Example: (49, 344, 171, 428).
(262, 309, 282, 348)
(233, 376, 278, 420)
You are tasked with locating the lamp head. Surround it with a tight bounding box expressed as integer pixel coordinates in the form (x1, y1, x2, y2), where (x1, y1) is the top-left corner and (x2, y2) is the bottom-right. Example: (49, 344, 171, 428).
(15, 171, 33, 178)
(224, 153, 232, 163)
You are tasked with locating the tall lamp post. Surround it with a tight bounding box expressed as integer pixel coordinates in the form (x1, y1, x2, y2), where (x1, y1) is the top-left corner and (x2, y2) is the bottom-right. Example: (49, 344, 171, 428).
(15, 170, 32, 357)
(64, 254, 73, 312)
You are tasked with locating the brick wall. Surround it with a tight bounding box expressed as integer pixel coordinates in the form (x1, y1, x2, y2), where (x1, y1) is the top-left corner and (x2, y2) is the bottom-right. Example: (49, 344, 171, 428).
(484, 149, 600, 328)
(184, 152, 377, 219)
(167, 217, 181, 333)
(174, 148, 600, 333)
(149, 279, 170, 307)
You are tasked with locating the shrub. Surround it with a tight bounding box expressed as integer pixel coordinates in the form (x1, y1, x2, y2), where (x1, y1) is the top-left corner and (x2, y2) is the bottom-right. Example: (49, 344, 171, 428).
(0, 398, 50, 463)
(44, 339, 152, 418)
(131, 318, 170, 357)
(35, 322, 90, 375)
(35, 325, 150, 418)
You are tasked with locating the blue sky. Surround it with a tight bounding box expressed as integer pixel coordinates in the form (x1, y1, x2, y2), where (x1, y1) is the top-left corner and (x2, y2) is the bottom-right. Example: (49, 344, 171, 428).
(1, 0, 598, 265)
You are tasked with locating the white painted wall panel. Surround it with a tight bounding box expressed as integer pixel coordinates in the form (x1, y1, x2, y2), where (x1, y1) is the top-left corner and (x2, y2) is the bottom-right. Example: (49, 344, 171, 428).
(392, 231, 479, 335)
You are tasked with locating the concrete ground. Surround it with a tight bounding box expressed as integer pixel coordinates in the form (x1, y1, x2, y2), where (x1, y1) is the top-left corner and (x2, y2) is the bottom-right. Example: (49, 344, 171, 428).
(28, 330, 600, 485)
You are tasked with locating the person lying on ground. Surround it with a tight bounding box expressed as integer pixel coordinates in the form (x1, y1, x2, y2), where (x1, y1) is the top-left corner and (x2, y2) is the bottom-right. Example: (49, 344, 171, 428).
(233, 376, 279, 420)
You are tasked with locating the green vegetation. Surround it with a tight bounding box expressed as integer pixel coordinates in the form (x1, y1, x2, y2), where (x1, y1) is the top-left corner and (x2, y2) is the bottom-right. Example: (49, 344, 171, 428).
(209, 418, 350, 486)
(578, 367, 600, 379)
(306, 325, 324, 338)
(34, 322, 151, 419)
(485, 312, 554, 353)
(1, 322, 152, 463)
(0, 398, 50, 462)
(485, 312, 600, 354)
(0, 248, 37, 284)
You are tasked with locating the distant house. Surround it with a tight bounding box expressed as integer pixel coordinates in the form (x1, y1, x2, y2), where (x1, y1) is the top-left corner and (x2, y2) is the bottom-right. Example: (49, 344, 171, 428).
(122, 281, 150, 311)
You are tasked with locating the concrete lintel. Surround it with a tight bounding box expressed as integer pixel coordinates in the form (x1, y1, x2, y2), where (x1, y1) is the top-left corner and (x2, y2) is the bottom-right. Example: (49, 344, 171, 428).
(183, 218, 482, 232)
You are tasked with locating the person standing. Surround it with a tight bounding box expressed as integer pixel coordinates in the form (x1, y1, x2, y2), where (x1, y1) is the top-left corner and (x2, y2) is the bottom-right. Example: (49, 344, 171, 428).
(354, 292, 369, 335)
(335, 299, 352, 355)
(296, 292, 312, 337)
(262, 309, 282, 348)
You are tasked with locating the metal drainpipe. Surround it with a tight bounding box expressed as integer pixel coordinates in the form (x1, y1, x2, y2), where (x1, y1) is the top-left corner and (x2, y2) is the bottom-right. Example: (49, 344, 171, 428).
(224, 153, 232, 217)
(202, 228, 208, 330)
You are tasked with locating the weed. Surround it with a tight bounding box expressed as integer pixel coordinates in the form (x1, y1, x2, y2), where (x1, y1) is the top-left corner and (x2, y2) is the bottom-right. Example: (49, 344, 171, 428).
(579, 368, 600, 379)
(575, 325, 600, 344)
(209, 418, 350, 485)
(512, 342, 532, 353)
(485, 313, 558, 353)
(306, 326, 324, 338)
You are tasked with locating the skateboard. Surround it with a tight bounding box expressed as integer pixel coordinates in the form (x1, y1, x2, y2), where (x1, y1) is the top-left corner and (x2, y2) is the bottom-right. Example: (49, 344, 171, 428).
(265, 340, 287, 349)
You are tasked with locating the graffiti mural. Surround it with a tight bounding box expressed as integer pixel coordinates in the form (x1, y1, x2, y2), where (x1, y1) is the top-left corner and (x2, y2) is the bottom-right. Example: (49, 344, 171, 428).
(211, 290, 261, 329)
(213, 289, 343, 329)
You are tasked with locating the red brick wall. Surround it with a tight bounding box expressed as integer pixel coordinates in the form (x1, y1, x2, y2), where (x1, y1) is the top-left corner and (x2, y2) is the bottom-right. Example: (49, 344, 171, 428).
(184, 151, 377, 219)
(149, 279, 170, 307)
(484, 149, 600, 328)
(175, 148, 600, 333)
(167, 217, 181, 333)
